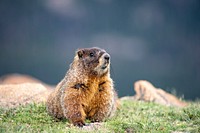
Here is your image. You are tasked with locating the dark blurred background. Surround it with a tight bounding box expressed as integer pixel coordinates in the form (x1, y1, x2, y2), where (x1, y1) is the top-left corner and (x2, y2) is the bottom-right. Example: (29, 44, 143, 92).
(0, 0, 199, 100)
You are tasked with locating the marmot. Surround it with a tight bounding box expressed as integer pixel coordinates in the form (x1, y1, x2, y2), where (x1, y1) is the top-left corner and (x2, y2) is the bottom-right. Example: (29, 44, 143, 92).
(46, 47, 118, 127)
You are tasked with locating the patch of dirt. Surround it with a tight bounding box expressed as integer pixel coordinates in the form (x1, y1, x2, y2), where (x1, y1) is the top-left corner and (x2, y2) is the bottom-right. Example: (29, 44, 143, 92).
(82, 122, 104, 130)
(65, 122, 108, 132)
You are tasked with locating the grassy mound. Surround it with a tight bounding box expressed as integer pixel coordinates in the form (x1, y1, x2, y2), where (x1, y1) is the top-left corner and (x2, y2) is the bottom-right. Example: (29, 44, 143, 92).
(0, 100, 199, 133)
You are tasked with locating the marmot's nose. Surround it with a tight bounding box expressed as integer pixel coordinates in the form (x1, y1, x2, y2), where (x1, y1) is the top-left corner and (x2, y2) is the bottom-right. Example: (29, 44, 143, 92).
(104, 54, 110, 61)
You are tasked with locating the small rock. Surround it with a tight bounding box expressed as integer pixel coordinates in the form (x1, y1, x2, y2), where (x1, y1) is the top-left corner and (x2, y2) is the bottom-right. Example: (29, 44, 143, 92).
(133, 80, 187, 107)
(81, 122, 103, 130)
(0, 73, 55, 89)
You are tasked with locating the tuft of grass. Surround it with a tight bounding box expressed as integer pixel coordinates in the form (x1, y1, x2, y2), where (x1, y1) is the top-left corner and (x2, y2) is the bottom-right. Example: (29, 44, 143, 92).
(0, 101, 200, 133)
(107, 100, 200, 133)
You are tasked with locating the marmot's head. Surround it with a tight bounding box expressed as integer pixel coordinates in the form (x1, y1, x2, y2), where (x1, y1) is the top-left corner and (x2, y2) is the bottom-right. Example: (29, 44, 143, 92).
(74, 47, 110, 76)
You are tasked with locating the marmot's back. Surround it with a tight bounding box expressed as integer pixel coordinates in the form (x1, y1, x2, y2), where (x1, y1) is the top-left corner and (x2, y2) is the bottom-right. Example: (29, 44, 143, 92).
(46, 47, 118, 127)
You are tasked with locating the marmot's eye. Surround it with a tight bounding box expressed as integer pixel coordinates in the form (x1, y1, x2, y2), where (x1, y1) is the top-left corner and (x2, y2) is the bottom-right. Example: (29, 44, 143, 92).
(89, 52, 94, 57)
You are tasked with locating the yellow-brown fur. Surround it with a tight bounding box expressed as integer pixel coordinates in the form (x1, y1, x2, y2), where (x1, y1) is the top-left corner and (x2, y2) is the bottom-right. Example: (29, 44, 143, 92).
(46, 47, 117, 126)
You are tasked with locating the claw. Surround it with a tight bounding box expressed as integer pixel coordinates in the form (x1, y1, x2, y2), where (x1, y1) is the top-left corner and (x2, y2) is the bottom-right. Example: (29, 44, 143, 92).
(73, 121, 85, 127)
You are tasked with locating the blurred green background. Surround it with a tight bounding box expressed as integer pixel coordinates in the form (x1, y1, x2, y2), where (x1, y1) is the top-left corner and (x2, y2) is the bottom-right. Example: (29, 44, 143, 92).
(0, 0, 199, 100)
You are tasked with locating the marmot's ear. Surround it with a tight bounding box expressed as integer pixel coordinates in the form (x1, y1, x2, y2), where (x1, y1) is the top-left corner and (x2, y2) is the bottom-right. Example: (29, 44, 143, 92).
(77, 49, 84, 58)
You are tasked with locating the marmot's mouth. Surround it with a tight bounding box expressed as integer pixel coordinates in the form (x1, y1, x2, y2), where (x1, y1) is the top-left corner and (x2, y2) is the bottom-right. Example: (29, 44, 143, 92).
(101, 65, 107, 69)
(101, 62, 109, 69)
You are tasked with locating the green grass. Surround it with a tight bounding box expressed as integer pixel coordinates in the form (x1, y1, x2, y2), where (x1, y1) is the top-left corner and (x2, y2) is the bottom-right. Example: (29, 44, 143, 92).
(0, 100, 199, 133)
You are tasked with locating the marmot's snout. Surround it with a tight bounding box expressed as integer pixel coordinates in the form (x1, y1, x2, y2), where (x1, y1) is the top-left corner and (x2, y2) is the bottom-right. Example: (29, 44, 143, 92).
(104, 54, 110, 62)
(101, 53, 110, 70)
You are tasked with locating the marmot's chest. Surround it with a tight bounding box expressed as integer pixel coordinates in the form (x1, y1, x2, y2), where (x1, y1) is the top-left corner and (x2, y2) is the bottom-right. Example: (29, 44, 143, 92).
(79, 81, 105, 101)
(81, 83, 105, 112)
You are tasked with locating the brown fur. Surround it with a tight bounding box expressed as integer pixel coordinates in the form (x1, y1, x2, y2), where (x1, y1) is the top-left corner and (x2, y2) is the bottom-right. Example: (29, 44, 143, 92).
(46, 47, 118, 126)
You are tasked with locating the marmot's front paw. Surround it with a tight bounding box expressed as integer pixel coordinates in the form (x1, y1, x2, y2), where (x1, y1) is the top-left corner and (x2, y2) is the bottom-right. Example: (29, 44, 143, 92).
(73, 120, 85, 127)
